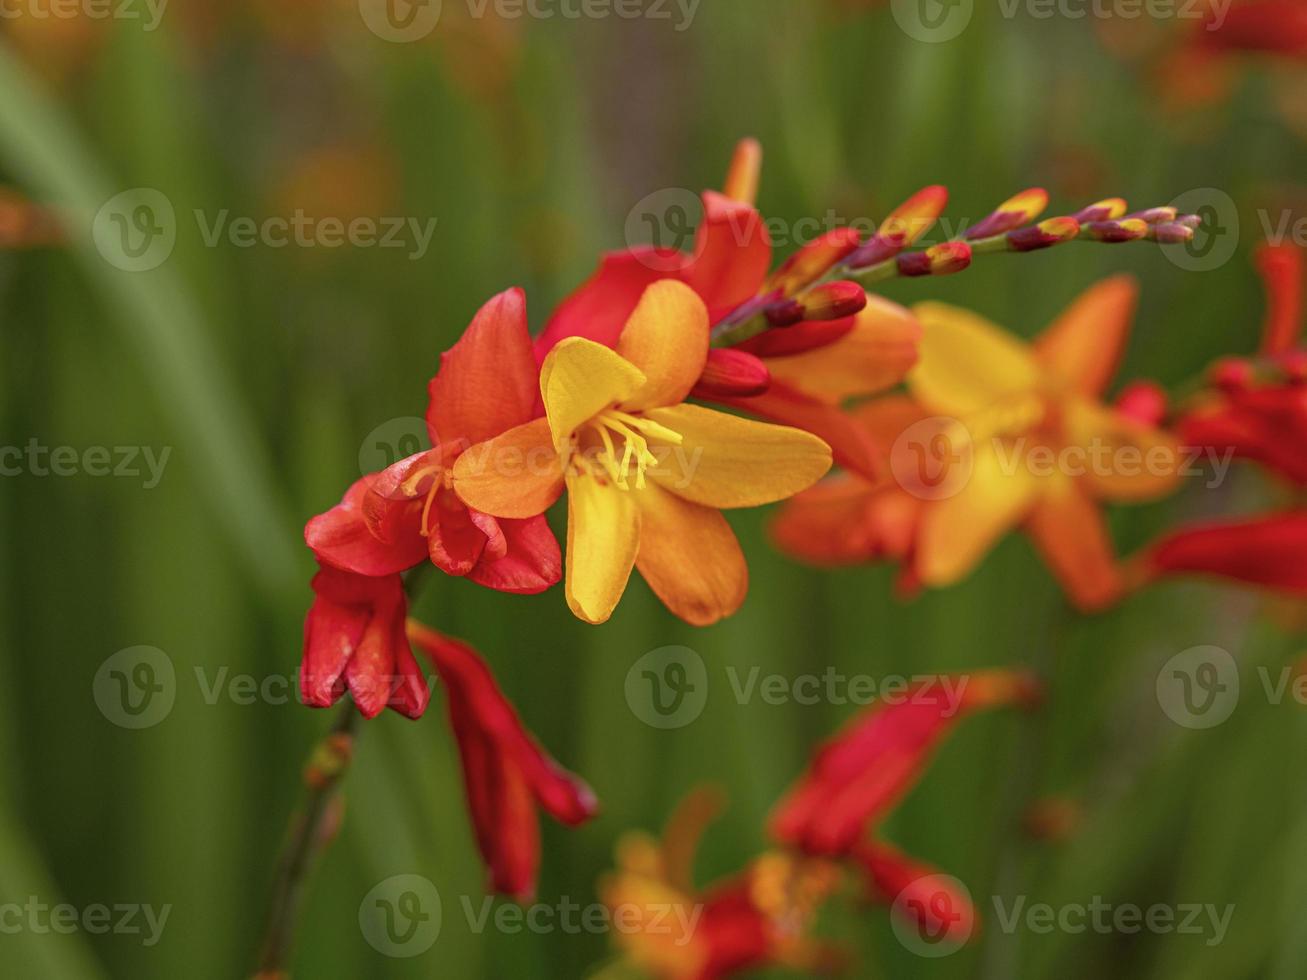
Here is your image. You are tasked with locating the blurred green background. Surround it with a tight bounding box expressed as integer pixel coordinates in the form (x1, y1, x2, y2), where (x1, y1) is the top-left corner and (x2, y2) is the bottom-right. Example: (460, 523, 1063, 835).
(1, 1, 1304, 977)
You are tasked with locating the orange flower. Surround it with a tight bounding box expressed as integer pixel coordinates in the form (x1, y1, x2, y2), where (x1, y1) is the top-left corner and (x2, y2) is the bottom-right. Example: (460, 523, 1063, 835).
(453, 280, 832, 625)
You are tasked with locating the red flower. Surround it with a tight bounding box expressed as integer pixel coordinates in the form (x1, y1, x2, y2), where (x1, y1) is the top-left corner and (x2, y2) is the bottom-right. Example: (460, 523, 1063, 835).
(300, 565, 429, 719)
(852, 841, 977, 949)
(1134, 512, 1307, 595)
(771, 670, 1040, 855)
(407, 622, 598, 899)
(1177, 243, 1307, 486)
(306, 289, 561, 593)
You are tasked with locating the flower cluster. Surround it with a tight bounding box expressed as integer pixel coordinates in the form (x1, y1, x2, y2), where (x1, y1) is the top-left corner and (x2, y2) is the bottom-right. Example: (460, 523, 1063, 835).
(298, 138, 1211, 927)
(599, 670, 1040, 977)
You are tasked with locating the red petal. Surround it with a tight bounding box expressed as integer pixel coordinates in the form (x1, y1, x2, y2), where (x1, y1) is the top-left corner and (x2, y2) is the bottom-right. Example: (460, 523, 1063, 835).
(1256, 242, 1303, 356)
(426, 486, 488, 577)
(427, 288, 542, 449)
(1144, 511, 1307, 593)
(467, 514, 562, 595)
(409, 623, 597, 897)
(854, 841, 977, 948)
(306, 475, 426, 577)
(683, 191, 772, 320)
(534, 247, 684, 358)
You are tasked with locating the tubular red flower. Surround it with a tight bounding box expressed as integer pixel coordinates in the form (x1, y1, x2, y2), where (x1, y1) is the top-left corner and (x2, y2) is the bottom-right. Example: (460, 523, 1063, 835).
(408, 621, 598, 899)
(1138, 512, 1307, 594)
(770, 670, 1040, 856)
(300, 566, 428, 720)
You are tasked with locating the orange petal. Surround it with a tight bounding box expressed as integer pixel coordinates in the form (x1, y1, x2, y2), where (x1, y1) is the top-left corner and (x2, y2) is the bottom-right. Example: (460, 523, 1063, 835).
(1065, 399, 1183, 502)
(763, 295, 921, 404)
(634, 482, 747, 626)
(1025, 476, 1123, 612)
(452, 418, 564, 519)
(1033, 275, 1138, 397)
(427, 287, 541, 449)
(615, 280, 710, 410)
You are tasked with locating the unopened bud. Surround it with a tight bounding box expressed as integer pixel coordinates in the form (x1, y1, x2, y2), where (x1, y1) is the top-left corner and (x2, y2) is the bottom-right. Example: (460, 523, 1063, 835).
(965, 187, 1049, 240)
(897, 241, 972, 276)
(692, 348, 771, 398)
(1007, 216, 1080, 251)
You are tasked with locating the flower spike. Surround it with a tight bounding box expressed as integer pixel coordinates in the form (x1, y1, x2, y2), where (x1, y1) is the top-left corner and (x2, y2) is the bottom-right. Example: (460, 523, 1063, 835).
(845, 184, 949, 271)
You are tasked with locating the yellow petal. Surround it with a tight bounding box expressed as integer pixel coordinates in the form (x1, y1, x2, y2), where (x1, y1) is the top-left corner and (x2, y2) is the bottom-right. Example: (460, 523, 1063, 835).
(1033, 275, 1137, 397)
(909, 302, 1041, 415)
(915, 441, 1038, 585)
(763, 295, 921, 404)
(615, 280, 710, 410)
(564, 472, 640, 624)
(1064, 398, 1183, 502)
(540, 338, 647, 452)
(1026, 475, 1123, 611)
(635, 483, 747, 626)
(643, 404, 832, 509)
(451, 418, 564, 518)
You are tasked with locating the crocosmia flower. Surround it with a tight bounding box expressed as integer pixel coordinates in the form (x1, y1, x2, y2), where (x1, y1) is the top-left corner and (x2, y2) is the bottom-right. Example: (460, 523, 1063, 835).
(408, 622, 598, 899)
(453, 280, 832, 625)
(1133, 512, 1307, 596)
(903, 276, 1179, 610)
(306, 289, 562, 594)
(300, 565, 428, 719)
(600, 789, 843, 980)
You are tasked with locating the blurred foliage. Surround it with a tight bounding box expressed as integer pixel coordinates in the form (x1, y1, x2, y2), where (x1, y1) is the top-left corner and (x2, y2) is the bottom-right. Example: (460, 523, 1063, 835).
(0, 2, 1302, 978)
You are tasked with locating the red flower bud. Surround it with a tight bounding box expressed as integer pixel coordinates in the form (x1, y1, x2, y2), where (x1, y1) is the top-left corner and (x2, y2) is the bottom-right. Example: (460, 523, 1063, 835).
(692, 348, 772, 398)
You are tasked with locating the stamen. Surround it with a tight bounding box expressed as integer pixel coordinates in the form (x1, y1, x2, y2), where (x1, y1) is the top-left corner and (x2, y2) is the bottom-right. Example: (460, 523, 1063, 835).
(580, 409, 684, 490)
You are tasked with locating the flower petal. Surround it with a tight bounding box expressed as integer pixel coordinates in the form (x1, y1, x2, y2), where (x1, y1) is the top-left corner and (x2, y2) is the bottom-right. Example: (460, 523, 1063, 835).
(763, 295, 921, 404)
(1032, 275, 1138, 397)
(634, 482, 747, 626)
(540, 338, 647, 452)
(683, 191, 771, 319)
(564, 473, 641, 624)
(534, 247, 684, 358)
(1025, 476, 1123, 611)
(643, 403, 833, 509)
(770, 476, 918, 566)
(909, 302, 1041, 415)
(615, 280, 710, 410)
(427, 287, 542, 450)
(1065, 399, 1183, 502)
(467, 514, 563, 595)
(452, 418, 565, 519)
(1141, 512, 1307, 594)
(914, 442, 1038, 586)
(305, 474, 427, 576)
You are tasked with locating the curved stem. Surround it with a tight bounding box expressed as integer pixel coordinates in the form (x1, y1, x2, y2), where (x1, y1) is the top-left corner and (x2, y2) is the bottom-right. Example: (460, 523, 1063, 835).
(253, 701, 360, 978)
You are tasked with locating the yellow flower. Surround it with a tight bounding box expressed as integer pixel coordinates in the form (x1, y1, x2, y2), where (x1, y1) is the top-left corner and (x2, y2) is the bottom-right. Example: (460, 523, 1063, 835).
(906, 276, 1179, 610)
(453, 280, 832, 625)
